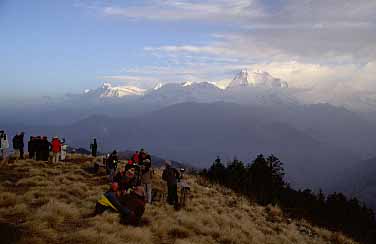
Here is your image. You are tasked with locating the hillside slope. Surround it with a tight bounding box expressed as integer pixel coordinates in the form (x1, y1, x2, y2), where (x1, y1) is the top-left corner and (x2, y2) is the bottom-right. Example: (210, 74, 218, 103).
(0, 156, 356, 244)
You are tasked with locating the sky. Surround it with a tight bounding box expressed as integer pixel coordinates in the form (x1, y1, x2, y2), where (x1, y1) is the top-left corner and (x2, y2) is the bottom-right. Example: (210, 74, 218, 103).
(1, 0, 376, 102)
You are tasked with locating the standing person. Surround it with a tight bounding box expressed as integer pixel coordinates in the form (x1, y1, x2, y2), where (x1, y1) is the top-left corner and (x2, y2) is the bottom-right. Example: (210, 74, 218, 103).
(0, 131, 4, 158)
(107, 150, 118, 182)
(51, 137, 62, 163)
(132, 151, 139, 164)
(12, 133, 20, 162)
(139, 149, 146, 163)
(19, 132, 25, 160)
(162, 160, 180, 209)
(141, 159, 152, 204)
(1, 132, 9, 159)
(28, 136, 36, 160)
(90, 138, 98, 157)
(60, 138, 68, 161)
(41, 136, 50, 161)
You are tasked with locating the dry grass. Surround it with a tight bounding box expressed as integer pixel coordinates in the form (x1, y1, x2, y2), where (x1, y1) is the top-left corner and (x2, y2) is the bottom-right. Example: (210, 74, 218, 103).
(0, 155, 358, 244)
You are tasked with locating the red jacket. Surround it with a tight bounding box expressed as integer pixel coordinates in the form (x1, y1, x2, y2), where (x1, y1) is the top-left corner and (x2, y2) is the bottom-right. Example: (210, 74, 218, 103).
(132, 153, 139, 163)
(51, 138, 61, 153)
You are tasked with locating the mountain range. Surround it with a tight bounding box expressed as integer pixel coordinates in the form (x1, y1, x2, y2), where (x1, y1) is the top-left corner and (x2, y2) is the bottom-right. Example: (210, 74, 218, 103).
(2, 69, 376, 208)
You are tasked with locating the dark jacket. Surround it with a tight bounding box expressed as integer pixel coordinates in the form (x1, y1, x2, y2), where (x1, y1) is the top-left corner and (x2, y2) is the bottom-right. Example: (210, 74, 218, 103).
(107, 154, 118, 170)
(120, 192, 145, 225)
(12, 136, 19, 150)
(162, 166, 180, 186)
(114, 172, 135, 192)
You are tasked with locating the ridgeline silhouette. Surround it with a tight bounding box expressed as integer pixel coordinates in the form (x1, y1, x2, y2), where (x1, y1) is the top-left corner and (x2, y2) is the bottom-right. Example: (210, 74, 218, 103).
(201, 154, 376, 244)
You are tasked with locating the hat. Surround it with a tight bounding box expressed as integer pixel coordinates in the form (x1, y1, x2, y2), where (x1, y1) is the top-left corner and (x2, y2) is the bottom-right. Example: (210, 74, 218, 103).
(133, 186, 145, 197)
(165, 160, 172, 166)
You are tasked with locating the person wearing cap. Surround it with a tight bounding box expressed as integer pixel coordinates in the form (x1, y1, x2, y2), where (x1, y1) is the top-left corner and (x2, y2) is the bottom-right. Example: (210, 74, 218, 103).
(141, 159, 152, 204)
(120, 186, 146, 225)
(162, 160, 180, 208)
(51, 136, 62, 163)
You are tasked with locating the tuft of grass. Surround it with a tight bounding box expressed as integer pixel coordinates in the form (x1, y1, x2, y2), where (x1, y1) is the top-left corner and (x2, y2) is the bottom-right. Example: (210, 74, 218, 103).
(0, 192, 17, 207)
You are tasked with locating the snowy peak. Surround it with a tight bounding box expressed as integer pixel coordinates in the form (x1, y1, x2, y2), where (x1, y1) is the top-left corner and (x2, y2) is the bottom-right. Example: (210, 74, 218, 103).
(84, 82, 146, 98)
(249, 70, 288, 88)
(227, 69, 288, 89)
(153, 82, 164, 90)
(227, 69, 250, 88)
(182, 81, 193, 87)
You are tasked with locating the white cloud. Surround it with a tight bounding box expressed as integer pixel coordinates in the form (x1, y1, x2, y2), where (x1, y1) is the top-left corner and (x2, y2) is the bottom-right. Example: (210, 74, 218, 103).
(86, 0, 376, 109)
(102, 0, 264, 22)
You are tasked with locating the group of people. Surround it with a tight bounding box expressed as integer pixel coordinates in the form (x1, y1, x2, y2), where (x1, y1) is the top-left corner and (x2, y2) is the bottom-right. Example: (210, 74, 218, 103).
(0, 129, 67, 163)
(105, 149, 153, 204)
(2, 130, 186, 225)
(95, 148, 183, 224)
(28, 135, 67, 163)
(95, 148, 153, 225)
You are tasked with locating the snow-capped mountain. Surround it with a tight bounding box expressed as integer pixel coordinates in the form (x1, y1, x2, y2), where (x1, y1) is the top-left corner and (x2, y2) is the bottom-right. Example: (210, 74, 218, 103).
(227, 69, 250, 88)
(84, 82, 146, 98)
(78, 69, 294, 108)
(227, 69, 288, 89)
(153, 82, 164, 90)
(143, 81, 224, 105)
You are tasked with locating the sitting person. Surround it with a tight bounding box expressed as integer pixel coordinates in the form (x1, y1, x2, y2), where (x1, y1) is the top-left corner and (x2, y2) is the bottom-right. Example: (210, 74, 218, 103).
(119, 186, 146, 225)
(95, 183, 146, 226)
(95, 182, 131, 217)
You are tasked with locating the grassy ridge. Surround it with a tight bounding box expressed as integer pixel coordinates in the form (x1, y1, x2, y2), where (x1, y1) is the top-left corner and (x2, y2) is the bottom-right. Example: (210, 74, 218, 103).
(0, 155, 357, 244)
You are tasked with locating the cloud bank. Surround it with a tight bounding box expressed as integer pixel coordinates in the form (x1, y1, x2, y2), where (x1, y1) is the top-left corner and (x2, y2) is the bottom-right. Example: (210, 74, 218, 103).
(81, 0, 376, 110)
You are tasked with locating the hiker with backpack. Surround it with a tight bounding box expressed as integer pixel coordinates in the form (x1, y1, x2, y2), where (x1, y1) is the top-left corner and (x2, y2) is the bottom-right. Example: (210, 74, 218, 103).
(51, 136, 62, 163)
(90, 138, 98, 157)
(162, 160, 180, 208)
